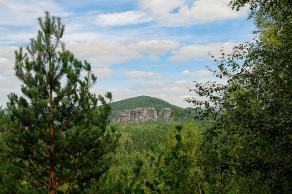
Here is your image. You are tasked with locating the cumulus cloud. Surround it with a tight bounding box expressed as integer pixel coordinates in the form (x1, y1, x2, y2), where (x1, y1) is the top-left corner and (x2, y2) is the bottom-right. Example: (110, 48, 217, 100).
(169, 42, 236, 61)
(111, 88, 141, 102)
(124, 70, 160, 79)
(181, 69, 212, 78)
(62, 32, 107, 44)
(0, 57, 10, 68)
(0, 47, 18, 75)
(129, 40, 180, 58)
(66, 0, 248, 29)
(0, 31, 35, 44)
(67, 39, 180, 67)
(92, 67, 113, 78)
(67, 41, 141, 67)
(0, 40, 234, 107)
(0, 75, 6, 80)
(101, 77, 195, 107)
(0, 46, 23, 106)
(0, 0, 247, 107)
(95, 11, 152, 26)
(129, 79, 194, 107)
(110, 79, 193, 107)
(139, 0, 247, 25)
(0, 1, 71, 46)
(0, 74, 21, 106)
(0, 0, 69, 26)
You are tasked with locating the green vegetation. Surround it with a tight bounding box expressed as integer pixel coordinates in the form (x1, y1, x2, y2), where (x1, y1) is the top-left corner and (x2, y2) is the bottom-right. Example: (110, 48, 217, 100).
(187, 0, 292, 193)
(97, 121, 205, 194)
(0, 0, 291, 193)
(110, 96, 196, 121)
(0, 12, 118, 193)
(111, 96, 183, 118)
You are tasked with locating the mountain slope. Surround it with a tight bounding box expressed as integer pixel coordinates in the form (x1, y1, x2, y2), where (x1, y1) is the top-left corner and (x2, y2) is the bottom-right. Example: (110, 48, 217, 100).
(110, 96, 183, 118)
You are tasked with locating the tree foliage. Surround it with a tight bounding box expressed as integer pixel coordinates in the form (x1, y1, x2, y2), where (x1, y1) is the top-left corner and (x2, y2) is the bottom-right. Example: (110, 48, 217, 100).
(0, 12, 118, 193)
(96, 121, 205, 194)
(188, 0, 292, 193)
(145, 124, 204, 194)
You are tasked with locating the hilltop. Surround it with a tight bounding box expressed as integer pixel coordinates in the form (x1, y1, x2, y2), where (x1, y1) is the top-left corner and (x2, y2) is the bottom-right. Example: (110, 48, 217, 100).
(110, 96, 183, 118)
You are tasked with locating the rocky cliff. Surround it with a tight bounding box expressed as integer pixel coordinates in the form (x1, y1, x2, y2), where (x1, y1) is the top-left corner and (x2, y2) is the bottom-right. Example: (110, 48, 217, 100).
(114, 107, 172, 123)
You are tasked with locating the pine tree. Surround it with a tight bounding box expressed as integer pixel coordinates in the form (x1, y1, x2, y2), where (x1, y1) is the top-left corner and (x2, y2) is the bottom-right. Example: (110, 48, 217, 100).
(0, 12, 118, 193)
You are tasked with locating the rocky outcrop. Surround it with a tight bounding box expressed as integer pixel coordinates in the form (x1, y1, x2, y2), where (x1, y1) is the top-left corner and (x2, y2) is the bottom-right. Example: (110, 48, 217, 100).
(115, 108, 171, 123)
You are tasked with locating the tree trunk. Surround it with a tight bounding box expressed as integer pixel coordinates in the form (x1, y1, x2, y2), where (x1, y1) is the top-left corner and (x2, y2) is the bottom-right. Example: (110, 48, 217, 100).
(49, 85, 56, 193)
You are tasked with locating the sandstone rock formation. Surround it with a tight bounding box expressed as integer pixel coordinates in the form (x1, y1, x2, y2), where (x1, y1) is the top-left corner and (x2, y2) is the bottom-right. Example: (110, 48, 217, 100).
(115, 107, 171, 123)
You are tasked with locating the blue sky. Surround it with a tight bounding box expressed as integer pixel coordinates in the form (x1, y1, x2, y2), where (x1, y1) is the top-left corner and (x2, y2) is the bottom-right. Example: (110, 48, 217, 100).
(0, 0, 254, 107)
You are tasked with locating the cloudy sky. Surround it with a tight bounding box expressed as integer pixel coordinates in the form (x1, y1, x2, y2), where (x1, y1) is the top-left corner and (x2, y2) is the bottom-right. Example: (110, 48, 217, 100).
(0, 0, 254, 107)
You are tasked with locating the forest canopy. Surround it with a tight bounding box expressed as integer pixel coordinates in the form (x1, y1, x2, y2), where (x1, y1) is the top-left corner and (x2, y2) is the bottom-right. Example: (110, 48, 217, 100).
(0, 0, 291, 193)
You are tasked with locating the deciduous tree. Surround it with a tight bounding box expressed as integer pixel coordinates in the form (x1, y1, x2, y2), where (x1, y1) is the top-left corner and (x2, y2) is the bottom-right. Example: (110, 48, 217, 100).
(187, 0, 292, 193)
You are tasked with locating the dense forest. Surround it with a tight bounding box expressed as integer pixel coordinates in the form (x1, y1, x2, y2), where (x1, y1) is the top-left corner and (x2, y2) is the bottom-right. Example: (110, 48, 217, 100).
(0, 0, 291, 193)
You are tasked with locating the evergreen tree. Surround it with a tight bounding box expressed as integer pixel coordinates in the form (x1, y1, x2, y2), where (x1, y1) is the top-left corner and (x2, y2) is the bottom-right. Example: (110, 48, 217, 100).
(0, 12, 118, 193)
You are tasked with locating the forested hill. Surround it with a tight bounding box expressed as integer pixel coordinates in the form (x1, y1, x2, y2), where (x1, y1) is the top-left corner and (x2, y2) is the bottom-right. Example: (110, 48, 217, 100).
(110, 96, 183, 118)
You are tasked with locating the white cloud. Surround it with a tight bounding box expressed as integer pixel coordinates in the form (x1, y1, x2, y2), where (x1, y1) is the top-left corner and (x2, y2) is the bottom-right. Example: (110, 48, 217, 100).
(92, 67, 113, 78)
(170, 42, 235, 61)
(129, 40, 180, 58)
(0, 57, 10, 68)
(110, 88, 140, 102)
(106, 78, 196, 108)
(174, 79, 189, 84)
(139, 0, 247, 25)
(62, 32, 106, 44)
(66, 39, 236, 68)
(0, 75, 6, 80)
(0, 31, 35, 43)
(67, 39, 180, 67)
(0, 0, 247, 108)
(0, 47, 18, 73)
(181, 69, 212, 78)
(95, 11, 152, 26)
(124, 70, 160, 79)
(0, 74, 21, 106)
(0, 46, 21, 106)
(67, 40, 141, 67)
(0, 0, 69, 26)
(130, 79, 193, 107)
(0, 0, 71, 46)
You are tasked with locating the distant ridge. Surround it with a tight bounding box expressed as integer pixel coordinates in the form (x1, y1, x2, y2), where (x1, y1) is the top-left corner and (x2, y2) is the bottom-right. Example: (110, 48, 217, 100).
(110, 96, 183, 118)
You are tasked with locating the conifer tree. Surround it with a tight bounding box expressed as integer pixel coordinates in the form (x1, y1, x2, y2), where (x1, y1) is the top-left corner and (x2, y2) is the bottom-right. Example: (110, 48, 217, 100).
(0, 12, 118, 193)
